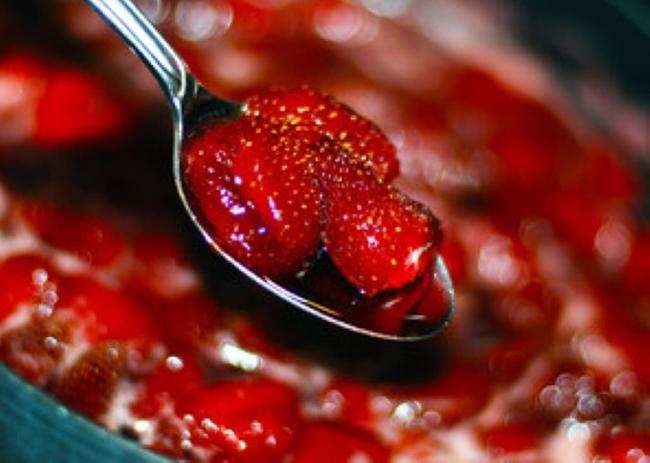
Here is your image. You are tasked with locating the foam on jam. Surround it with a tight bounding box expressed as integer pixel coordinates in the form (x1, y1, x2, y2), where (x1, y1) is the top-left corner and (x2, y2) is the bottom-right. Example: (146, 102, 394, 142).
(183, 87, 441, 297)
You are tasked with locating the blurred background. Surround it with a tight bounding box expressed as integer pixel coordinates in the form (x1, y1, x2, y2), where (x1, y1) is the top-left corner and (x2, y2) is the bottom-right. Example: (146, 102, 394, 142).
(0, 1, 649, 462)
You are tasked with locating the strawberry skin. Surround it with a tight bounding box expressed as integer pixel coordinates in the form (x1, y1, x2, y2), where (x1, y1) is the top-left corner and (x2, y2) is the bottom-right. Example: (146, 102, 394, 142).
(246, 86, 399, 181)
(183, 119, 319, 274)
(53, 342, 125, 420)
(320, 148, 440, 296)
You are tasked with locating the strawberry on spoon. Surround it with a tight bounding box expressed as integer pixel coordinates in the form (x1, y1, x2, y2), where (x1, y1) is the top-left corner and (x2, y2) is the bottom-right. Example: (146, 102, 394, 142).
(85, 0, 454, 341)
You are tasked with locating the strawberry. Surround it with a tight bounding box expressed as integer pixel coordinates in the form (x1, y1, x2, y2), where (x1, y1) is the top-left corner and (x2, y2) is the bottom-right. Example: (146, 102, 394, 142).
(230, 119, 321, 260)
(183, 87, 441, 295)
(180, 376, 300, 462)
(52, 342, 125, 420)
(131, 353, 203, 419)
(184, 120, 314, 274)
(34, 68, 128, 147)
(156, 292, 221, 348)
(0, 52, 128, 148)
(246, 86, 399, 181)
(56, 275, 156, 344)
(322, 157, 439, 295)
(0, 319, 67, 386)
(292, 421, 389, 463)
(0, 253, 52, 321)
(19, 200, 126, 267)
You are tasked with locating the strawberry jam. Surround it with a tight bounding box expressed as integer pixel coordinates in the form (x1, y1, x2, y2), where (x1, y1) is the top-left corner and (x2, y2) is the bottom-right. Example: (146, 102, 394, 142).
(1, 1, 649, 462)
(183, 87, 441, 298)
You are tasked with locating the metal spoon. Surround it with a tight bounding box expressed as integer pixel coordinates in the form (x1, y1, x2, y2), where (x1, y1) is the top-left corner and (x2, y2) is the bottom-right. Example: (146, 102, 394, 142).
(85, 0, 455, 341)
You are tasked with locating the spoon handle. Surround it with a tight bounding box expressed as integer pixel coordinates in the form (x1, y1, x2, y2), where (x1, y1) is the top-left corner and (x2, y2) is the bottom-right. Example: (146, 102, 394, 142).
(84, 0, 187, 106)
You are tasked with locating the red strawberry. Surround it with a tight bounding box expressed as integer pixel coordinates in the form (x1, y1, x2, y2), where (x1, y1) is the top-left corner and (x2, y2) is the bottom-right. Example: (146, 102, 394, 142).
(292, 421, 389, 463)
(0, 253, 51, 321)
(156, 292, 221, 347)
(131, 353, 203, 419)
(230, 119, 321, 259)
(246, 86, 399, 181)
(184, 120, 315, 274)
(19, 201, 126, 267)
(180, 376, 300, 462)
(34, 68, 127, 147)
(53, 342, 125, 420)
(0, 319, 67, 386)
(322, 161, 439, 296)
(184, 86, 442, 296)
(57, 275, 156, 344)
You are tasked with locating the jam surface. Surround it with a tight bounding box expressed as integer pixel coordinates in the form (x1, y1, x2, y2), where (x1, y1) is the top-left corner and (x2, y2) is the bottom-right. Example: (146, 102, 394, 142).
(0, 1, 649, 462)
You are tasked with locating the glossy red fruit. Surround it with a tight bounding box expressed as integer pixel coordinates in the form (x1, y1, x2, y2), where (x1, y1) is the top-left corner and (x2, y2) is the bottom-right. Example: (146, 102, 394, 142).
(156, 292, 221, 347)
(131, 353, 203, 419)
(19, 201, 126, 267)
(246, 86, 399, 181)
(180, 377, 300, 462)
(57, 276, 155, 344)
(0, 253, 51, 321)
(184, 120, 312, 275)
(292, 421, 389, 463)
(324, 177, 439, 296)
(231, 120, 321, 254)
(366, 264, 438, 335)
(184, 87, 441, 295)
(34, 68, 127, 146)
(0, 319, 67, 386)
(53, 342, 125, 420)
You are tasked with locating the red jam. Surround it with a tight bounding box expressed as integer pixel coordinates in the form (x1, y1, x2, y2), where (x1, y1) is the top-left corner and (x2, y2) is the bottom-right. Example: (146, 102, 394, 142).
(183, 87, 441, 297)
(1, 1, 649, 463)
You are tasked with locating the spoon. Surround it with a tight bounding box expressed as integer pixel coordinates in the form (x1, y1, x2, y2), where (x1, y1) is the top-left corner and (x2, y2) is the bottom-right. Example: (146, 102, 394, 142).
(85, 0, 455, 341)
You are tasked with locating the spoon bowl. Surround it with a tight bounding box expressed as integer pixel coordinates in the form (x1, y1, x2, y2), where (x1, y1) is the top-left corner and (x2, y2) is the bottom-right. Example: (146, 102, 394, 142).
(85, 0, 455, 341)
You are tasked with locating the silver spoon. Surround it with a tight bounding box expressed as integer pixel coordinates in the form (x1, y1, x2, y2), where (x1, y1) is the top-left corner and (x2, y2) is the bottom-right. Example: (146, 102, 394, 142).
(85, 0, 455, 341)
